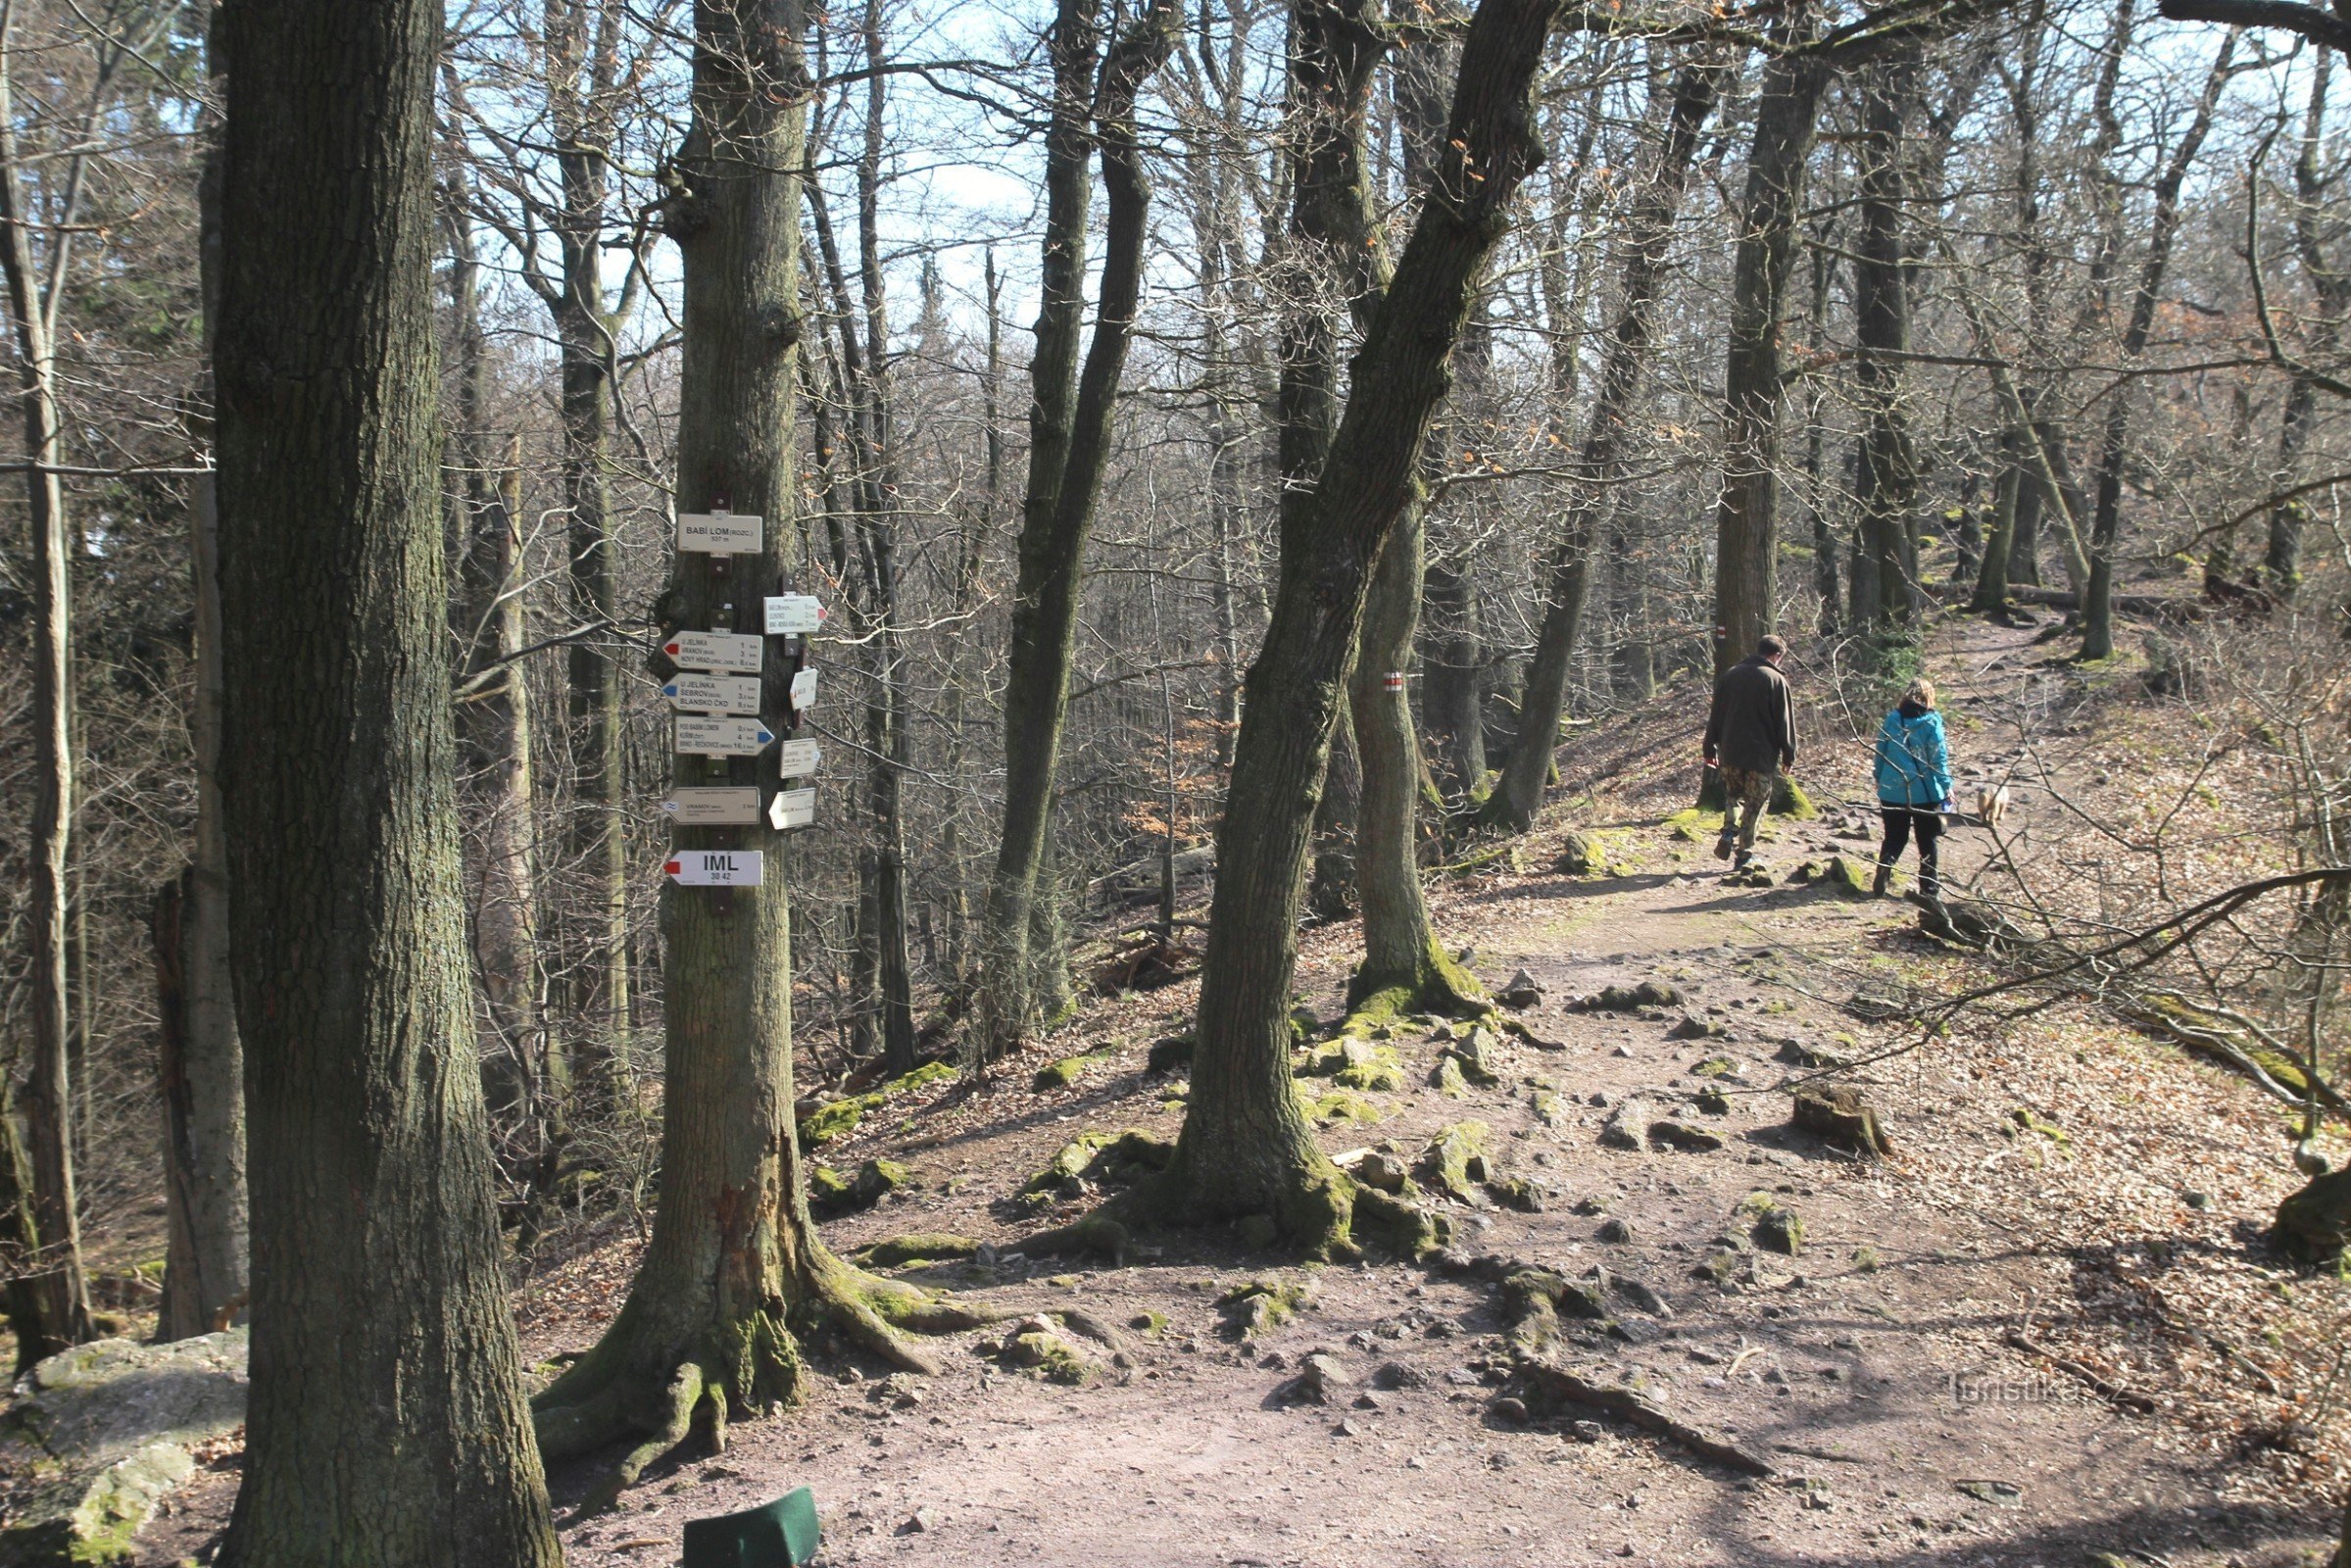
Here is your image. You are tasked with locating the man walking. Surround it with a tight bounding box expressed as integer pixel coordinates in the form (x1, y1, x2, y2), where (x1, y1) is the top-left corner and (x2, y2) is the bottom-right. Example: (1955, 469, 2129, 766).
(1702, 634, 1797, 869)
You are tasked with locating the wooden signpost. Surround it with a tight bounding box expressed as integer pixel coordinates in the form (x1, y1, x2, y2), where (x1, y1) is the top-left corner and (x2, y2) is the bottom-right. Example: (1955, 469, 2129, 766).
(660, 509, 824, 904)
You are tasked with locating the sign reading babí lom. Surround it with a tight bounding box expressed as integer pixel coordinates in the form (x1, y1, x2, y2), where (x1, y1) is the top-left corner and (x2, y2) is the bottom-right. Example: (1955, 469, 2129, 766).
(676, 512, 762, 554)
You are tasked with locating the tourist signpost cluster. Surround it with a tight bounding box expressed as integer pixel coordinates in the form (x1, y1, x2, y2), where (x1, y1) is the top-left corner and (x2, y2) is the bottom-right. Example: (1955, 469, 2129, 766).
(659, 511, 824, 893)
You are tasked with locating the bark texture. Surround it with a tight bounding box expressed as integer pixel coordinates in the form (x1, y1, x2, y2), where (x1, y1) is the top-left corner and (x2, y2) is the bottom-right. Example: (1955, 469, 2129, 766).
(212, 0, 559, 1556)
(1171, 0, 1555, 1250)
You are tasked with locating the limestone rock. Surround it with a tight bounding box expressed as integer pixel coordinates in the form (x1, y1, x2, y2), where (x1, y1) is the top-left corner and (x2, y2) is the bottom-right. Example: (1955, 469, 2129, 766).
(1497, 970, 1543, 1009)
(0, 1330, 248, 1567)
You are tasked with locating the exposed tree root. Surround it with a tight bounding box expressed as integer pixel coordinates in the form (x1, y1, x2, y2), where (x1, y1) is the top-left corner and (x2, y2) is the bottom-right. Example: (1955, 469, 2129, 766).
(1021, 1162, 1446, 1266)
(1341, 938, 1490, 1032)
(533, 1247, 978, 1515)
(1517, 1355, 1777, 1476)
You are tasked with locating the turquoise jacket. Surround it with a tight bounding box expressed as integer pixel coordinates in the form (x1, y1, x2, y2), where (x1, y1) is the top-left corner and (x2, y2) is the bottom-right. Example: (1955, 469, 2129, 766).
(1875, 705, 1952, 808)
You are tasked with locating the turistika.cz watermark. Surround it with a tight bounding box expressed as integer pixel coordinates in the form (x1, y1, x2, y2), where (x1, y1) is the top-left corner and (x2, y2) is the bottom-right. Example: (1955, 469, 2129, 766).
(1948, 1371, 2092, 1406)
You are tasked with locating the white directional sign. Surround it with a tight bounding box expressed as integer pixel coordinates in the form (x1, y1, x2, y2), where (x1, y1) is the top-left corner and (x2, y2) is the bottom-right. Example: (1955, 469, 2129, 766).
(773, 738, 820, 777)
(662, 787, 761, 825)
(789, 667, 817, 711)
(674, 714, 774, 756)
(665, 849, 763, 887)
(768, 787, 816, 830)
(677, 512, 762, 554)
(663, 630, 764, 674)
(764, 594, 824, 635)
(661, 672, 763, 715)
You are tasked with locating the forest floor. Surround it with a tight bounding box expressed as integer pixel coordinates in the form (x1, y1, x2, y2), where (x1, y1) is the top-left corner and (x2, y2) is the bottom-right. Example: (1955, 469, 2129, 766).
(138, 608, 2351, 1567)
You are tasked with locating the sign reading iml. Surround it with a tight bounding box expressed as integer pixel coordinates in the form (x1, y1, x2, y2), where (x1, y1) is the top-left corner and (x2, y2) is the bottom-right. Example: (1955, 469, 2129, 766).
(664, 850, 764, 887)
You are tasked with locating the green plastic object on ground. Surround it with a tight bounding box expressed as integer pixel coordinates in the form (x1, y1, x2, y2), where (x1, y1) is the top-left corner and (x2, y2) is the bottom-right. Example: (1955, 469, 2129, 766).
(681, 1486, 821, 1568)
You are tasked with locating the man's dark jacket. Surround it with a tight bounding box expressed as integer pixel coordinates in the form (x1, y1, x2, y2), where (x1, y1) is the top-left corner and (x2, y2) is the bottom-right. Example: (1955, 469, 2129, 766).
(1704, 656, 1797, 774)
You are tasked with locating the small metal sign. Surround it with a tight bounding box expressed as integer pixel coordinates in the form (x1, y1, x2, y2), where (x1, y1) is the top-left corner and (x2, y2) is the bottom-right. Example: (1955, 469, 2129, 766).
(767, 786, 816, 830)
(675, 714, 775, 756)
(764, 594, 824, 635)
(665, 849, 764, 887)
(677, 512, 763, 554)
(662, 788, 761, 825)
(774, 737, 820, 777)
(789, 668, 817, 710)
(663, 630, 764, 674)
(662, 672, 764, 715)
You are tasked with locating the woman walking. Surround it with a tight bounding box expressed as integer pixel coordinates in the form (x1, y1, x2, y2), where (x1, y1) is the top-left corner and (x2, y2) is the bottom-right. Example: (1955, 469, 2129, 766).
(1873, 677, 1953, 899)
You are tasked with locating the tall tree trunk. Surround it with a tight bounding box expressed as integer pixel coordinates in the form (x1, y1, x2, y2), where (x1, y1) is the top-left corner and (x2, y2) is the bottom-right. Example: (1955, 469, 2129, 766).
(0, 12, 94, 1361)
(2265, 50, 2345, 601)
(1710, 22, 1831, 674)
(212, 0, 559, 1555)
(532, 0, 949, 1506)
(1851, 44, 1923, 636)
(158, 13, 250, 1341)
(2081, 31, 2233, 660)
(549, 0, 633, 1116)
(1973, 428, 2022, 613)
(1419, 552, 1484, 797)
(1801, 233, 1841, 634)
(976, 0, 1180, 1054)
(1488, 52, 1724, 831)
(1165, 0, 1553, 1253)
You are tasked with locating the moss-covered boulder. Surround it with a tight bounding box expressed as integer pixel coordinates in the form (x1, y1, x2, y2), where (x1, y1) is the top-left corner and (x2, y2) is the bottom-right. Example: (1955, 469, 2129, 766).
(797, 1058, 958, 1147)
(1021, 1127, 1174, 1202)
(808, 1162, 855, 1216)
(852, 1233, 979, 1269)
(0, 1330, 249, 1566)
(1579, 980, 1683, 1012)
(1298, 1088, 1384, 1126)
(1740, 1192, 1804, 1254)
(1146, 1033, 1195, 1073)
(1034, 1049, 1115, 1092)
(1416, 1121, 1493, 1204)
(1218, 1277, 1311, 1339)
(1554, 834, 1596, 875)
(998, 1317, 1099, 1385)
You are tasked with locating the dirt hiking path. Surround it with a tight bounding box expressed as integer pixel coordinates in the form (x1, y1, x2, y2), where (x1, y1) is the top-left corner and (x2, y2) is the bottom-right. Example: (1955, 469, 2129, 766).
(142, 615, 2350, 1567)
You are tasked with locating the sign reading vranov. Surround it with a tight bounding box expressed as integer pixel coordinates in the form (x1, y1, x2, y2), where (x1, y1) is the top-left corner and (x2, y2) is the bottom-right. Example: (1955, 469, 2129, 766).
(663, 630, 764, 674)
(665, 850, 764, 887)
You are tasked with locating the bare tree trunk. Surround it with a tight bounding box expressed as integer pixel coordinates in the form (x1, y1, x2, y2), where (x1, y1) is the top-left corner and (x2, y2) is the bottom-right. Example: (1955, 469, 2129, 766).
(1710, 20, 1830, 674)
(1166, 0, 1553, 1252)
(976, 0, 1179, 1054)
(1488, 52, 1724, 831)
(0, 12, 94, 1360)
(2265, 50, 2345, 601)
(1851, 44, 1923, 635)
(2081, 30, 2232, 660)
(212, 0, 559, 1553)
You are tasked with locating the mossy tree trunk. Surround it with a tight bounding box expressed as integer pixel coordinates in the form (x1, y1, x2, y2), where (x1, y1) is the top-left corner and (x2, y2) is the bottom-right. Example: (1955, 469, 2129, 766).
(977, 0, 1179, 1054)
(1171, 0, 1554, 1250)
(531, 0, 954, 1504)
(211, 0, 560, 1556)
(1488, 52, 1724, 831)
(1709, 18, 1830, 676)
(1972, 432, 2021, 613)
(2265, 51, 2346, 602)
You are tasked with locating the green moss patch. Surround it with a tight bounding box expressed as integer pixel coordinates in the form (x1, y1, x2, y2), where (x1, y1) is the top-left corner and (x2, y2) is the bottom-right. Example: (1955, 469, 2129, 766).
(851, 1233, 979, 1268)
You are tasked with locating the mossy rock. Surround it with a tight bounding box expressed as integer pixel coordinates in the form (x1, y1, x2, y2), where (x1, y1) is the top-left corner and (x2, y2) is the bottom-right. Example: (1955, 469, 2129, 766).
(1218, 1278, 1311, 1338)
(1824, 857, 1875, 899)
(1128, 1310, 1170, 1337)
(1693, 1086, 1732, 1116)
(2009, 1105, 2068, 1146)
(852, 1233, 979, 1268)
(1486, 1175, 1544, 1212)
(799, 1097, 867, 1148)
(1690, 1054, 1739, 1078)
(1416, 1121, 1493, 1204)
(1298, 1088, 1384, 1126)
(1532, 1090, 1572, 1128)
(1335, 1058, 1406, 1093)
(1429, 1055, 1470, 1100)
(1772, 775, 1818, 818)
(1554, 833, 1596, 875)
(1581, 980, 1683, 1012)
(1740, 1193, 1804, 1254)
(1002, 1324, 1097, 1386)
(1022, 1127, 1174, 1198)
(808, 1163, 855, 1216)
(882, 1059, 958, 1098)
(1444, 1025, 1503, 1087)
(1034, 1050, 1114, 1092)
(1647, 1118, 1725, 1152)
(1299, 1040, 1351, 1077)
(1146, 1033, 1196, 1073)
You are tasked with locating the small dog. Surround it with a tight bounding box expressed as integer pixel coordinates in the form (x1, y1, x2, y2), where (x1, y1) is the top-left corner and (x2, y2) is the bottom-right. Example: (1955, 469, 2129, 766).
(1976, 785, 2010, 827)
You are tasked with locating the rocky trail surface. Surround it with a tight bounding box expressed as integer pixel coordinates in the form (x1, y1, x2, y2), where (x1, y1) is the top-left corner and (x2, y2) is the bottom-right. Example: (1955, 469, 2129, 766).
(132, 617, 2347, 1568)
